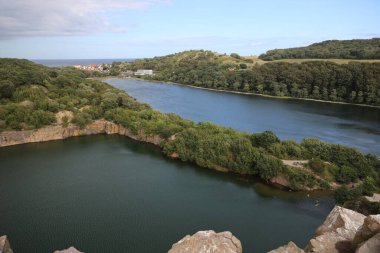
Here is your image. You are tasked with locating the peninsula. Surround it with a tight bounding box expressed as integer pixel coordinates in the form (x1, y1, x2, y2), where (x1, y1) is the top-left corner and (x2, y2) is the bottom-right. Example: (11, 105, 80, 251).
(0, 58, 379, 213)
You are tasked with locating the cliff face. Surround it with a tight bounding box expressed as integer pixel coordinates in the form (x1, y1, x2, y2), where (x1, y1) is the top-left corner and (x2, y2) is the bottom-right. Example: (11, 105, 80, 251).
(0, 119, 163, 148)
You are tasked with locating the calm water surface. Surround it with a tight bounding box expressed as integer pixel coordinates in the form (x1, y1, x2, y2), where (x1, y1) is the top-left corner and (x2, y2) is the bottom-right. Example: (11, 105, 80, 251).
(106, 78, 380, 156)
(0, 135, 333, 253)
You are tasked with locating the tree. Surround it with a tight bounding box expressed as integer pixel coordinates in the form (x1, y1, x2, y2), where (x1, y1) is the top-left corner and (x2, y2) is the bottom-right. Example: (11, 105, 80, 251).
(0, 80, 15, 99)
(239, 63, 247, 69)
(230, 53, 241, 59)
(250, 131, 280, 149)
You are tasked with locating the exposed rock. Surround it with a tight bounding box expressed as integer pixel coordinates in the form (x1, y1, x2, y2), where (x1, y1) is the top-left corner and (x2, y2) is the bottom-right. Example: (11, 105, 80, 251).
(353, 215, 380, 244)
(0, 119, 163, 147)
(268, 241, 305, 253)
(55, 111, 74, 125)
(170, 152, 179, 158)
(282, 160, 308, 169)
(355, 232, 380, 253)
(168, 230, 242, 253)
(365, 193, 380, 203)
(305, 206, 366, 253)
(270, 174, 290, 188)
(0, 235, 13, 253)
(53, 246, 83, 253)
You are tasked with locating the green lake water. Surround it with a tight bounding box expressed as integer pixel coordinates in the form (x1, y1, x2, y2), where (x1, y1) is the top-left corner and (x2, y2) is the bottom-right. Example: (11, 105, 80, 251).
(0, 135, 334, 253)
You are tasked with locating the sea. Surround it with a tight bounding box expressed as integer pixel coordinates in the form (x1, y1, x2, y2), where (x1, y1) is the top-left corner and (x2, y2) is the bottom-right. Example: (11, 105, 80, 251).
(31, 59, 135, 67)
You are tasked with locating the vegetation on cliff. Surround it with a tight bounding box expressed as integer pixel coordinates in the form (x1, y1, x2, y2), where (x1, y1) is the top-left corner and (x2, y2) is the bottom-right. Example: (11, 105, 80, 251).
(113, 50, 380, 106)
(0, 58, 379, 198)
(259, 38, 380, 60)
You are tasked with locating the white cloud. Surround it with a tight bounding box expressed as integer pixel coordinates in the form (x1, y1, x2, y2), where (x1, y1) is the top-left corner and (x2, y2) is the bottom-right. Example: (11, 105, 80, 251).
(0, 0, 168, 37)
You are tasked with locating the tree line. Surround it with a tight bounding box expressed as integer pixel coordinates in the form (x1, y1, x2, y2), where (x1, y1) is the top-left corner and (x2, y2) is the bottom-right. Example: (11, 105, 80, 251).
(259, 38, 380, 60)
(121, 51, 380, 105)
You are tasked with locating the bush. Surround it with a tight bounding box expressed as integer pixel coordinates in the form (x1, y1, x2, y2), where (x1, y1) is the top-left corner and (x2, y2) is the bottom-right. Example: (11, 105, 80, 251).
(230, 53, 241, 59)
(335, 166, 358, 184)
(251, 131, 280, 149)
(62, 116, 69, 127)
(308, 158, 325, 174)
(72, 112, 92, 129)
(362, 177, 377, 196)
(0, 80, 15, 99)
(28, 110, 55, 128)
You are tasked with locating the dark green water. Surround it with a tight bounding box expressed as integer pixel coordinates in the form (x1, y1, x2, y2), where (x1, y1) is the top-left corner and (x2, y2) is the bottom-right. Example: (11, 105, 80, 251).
(0, 135, 334, 253)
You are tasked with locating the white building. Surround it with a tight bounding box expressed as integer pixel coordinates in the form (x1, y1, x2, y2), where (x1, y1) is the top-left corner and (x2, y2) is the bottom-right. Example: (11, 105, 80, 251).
(135, 69, 153, 76)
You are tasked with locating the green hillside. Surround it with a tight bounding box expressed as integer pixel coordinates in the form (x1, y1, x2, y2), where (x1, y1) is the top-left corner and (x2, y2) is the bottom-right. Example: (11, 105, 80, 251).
(115, 50, 380, 106)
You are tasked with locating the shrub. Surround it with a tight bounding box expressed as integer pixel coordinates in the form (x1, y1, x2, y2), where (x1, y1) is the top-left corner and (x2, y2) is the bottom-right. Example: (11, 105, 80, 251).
(335, 166, 358, 184)
(308, 158, 325, 174)
(72, 112, 92, 129)
(250, 131, 280, 149)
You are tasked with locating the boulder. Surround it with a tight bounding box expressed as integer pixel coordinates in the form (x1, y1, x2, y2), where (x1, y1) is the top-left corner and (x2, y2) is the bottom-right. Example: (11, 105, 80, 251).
(168, 230, 242, 253)
(0, 236, 13, 253)
(53, 246, 83, 253)
(268, 241, 305, 253)
(354, 215, 380, 244)
(355, 232, 380, 253)
(305, 206, 366, 253)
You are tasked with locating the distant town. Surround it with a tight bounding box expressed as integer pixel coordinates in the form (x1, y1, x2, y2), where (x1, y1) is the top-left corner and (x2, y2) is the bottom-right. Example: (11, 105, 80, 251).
(73, 64, 153, 76)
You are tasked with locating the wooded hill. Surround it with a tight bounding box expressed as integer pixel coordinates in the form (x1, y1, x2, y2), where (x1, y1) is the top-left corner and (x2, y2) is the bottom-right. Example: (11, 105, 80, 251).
(259, 38, 380, 60)
(114, 50, 380, 106)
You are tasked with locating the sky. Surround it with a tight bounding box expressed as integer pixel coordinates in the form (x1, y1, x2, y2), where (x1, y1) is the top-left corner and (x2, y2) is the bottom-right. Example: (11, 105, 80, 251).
(0, 0, 379, 59)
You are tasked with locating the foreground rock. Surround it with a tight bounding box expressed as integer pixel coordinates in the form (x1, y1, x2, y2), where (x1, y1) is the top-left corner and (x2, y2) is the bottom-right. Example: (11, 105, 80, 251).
(0, 236, 13, 253)
(304, 206, 366, 253)
(168, 230, 242, 253)
(53, 246, 83, 253)
(268, 241, 305, 253)
(356, 232, 380, 253)
(269, 206, 380, 253)
(353, 214, 380, 244)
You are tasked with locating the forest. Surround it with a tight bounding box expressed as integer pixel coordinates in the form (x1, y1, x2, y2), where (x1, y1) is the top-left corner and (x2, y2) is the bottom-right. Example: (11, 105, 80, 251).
(0, 58, 379, 212)
(114, 50, 380, 106)
(259, 38, 380, 60)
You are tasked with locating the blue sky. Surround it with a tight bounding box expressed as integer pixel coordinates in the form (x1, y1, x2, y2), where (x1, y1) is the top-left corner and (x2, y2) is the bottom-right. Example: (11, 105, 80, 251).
(0, 0, 379, 59)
